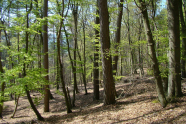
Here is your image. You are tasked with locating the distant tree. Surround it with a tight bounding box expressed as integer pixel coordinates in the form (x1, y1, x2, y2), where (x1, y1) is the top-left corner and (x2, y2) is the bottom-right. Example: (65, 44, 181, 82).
(98, 0, 116, 105)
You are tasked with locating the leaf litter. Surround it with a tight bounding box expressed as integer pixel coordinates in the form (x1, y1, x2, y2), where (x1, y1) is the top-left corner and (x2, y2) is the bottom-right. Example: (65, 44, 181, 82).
(1, 75, 186, 124)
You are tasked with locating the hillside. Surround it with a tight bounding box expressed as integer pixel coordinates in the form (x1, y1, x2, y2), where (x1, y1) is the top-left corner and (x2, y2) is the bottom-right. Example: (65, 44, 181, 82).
(1, 76, 186, 124)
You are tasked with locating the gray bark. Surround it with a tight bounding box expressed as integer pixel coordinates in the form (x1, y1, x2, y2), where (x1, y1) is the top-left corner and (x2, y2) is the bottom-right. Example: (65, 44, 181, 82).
(137, 0, 167, 107)
(98, 0, 116, 105)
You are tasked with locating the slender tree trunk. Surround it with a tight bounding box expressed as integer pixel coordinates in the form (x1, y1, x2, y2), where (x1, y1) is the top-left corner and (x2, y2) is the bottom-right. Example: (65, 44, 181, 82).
(93, 0, 100, 100)
(167, 0, 182, 98)
(56, 56, 60, 90)
(126, 3, 135, 75)
(11, 95, 20, 118)
(57, 22, 72, 113)
(179, 0, 186, 78)
(112, 0, 123, 97)
(0, 29, 5, 118)
(98, 0, 116, 105)
(63, 24, 76, 107)
(25, 86, 44, 120)
(24, 4, 44, 120)
(112, 0, 123, 76)
(77, 45, 87, 95)
(82, 13, 88, 95)
(43, 0, 50, 112)
(56, 0, 72, 113)
(137, 0, 167, 107)
(138, 16, 144, 77)
(73, 6, 79, 94)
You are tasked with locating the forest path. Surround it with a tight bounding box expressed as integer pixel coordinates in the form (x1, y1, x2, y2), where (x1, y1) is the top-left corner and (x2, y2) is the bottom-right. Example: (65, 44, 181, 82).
(0, 75, 186, 124)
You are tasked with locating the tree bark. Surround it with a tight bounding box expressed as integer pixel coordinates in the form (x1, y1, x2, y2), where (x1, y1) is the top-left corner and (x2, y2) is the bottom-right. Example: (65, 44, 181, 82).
(98, 0, 116, 105)
(179, 0, 186, 78)
(167, 0, 182, 98)
(56, 0, 72, 113)
(137, 0, 167, 107)
(82, 13, 88, 95)
(112, 0, 123, 77)
(72, 6, 79, 94)
(77, 45, 87, 95)
(0, 29, 5, 118)
(93, 0, 100, 100)
(43, 0, 50, 112)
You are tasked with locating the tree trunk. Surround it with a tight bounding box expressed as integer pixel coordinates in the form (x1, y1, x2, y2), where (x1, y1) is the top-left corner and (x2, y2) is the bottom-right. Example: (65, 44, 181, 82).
(98, 0, 116, 105)
(77, 45, 87, 95)
(63, 23, 76, 107)
(93, 0, 100, 100)
(167, 0, 182, 98)
(0, 30, 5, 118)
(82, 14, 88, 95)
(43, 0, 49, 112)
(179, 0, 186, 78)
(55, 0, 72, 112)
(25, 86, 44, 120)
(138, 16, 144, 77)
(112, 0, 123, 77)
(137, 0, 167, 107)
(73, 6, 79, 94)
(24, 4, 44, 120)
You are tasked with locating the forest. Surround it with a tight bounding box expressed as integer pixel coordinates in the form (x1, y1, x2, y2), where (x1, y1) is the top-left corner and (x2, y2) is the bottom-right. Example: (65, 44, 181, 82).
(0, 0, 186, 123)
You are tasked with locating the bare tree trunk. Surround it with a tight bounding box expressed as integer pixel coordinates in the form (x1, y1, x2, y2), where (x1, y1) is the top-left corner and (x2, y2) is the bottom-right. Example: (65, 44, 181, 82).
(167, 0, 182, 98)
(72, 5, 79, 94)
(93, 0, 100, 100)
(138, 16, 144, 77)
(56, 0, 72, 113)
(82, 11, 88, 95)
(136, 0, 167, 107)
(98, 0, 116, 105)
(179, 0, 186, 78)
(77, 45, 87, 95)
(112, 0, 123, 97)
(62, 21, 79, 106)
(43, 0, 50, 112)
(11, 95, 20, 118)
(0, 29, 5, 118)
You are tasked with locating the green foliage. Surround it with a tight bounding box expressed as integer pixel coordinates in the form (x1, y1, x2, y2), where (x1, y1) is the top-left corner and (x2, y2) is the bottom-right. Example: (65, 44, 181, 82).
(114, 75, 125, 81)
(56, 90, 64, 96)
(152, 99, 159, 103)
(147, 69, 154, 76)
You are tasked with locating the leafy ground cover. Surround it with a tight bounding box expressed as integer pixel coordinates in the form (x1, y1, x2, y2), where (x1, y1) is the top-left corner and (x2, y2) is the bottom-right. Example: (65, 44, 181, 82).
(1, 75, 186, 124)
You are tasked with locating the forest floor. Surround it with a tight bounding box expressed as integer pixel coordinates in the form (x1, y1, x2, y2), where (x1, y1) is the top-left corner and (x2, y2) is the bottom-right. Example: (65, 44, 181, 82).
(1, 74, 186, 124)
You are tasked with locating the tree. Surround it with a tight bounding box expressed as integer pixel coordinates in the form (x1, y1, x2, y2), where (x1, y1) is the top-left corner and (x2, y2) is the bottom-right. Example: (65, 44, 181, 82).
(98, 0, 116, 105)
(43, 0, 50, 112)
(24, 3, 44, 120)
(179, 0, 186, 78)
(112, 0, 123, 97)
(56, 0, 72, 113)
(135, 0, 167, 107)
(93, 0, 100, 100)
(0, 29, 5, 118)
(167, 0, 182, 98)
